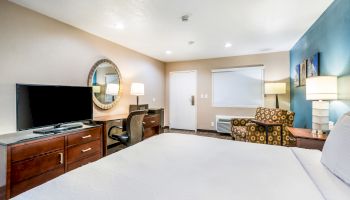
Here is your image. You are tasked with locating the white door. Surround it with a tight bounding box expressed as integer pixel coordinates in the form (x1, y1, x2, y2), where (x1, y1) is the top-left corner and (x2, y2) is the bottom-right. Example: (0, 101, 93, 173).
(169, 71, 197, 130)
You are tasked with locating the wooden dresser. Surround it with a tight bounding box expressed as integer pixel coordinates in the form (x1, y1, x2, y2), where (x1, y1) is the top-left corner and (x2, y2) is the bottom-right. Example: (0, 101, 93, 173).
(0, 125, 102, 199)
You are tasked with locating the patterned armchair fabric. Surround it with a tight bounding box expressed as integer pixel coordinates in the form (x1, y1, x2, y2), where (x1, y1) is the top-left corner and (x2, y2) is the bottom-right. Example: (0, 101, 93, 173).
(231, 107, 296, 146)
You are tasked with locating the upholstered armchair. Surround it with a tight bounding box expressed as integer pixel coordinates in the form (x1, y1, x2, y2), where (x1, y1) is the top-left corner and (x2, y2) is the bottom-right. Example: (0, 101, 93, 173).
(231, 107, 296, 146)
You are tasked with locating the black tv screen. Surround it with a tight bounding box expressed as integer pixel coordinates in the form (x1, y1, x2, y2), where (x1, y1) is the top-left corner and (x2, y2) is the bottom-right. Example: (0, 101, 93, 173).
(16, 84, 93, 130)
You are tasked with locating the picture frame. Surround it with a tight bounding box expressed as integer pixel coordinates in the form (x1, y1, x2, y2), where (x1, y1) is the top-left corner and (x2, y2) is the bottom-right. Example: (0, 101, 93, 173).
(294, 64, 300, 87)
(307, 53, 319, 78)
(300, 60, 307, 86)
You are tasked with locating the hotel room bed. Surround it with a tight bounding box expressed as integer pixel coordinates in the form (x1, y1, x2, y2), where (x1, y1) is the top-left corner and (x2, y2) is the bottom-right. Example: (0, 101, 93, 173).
(13, 133, 350, 200)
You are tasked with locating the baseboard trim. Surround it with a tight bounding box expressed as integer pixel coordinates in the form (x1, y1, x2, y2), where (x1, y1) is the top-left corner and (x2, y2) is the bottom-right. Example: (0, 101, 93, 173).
(197, 129, 217, 133)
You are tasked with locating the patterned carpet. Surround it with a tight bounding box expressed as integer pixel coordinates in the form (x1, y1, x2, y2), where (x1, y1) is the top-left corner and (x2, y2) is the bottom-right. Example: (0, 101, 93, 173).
(164, 128, 232, 140)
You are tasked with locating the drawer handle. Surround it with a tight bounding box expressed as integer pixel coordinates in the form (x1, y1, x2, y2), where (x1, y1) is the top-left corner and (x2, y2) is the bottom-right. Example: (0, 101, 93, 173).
(142, 122, 146, 124)
(82, 135, 92, 139)
(59, 153, 63, 164)
(81, 148, 92, 153)
(151, 121, 156, 123)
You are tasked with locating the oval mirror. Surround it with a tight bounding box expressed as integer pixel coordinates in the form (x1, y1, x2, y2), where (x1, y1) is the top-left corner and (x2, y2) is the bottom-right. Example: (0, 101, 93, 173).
(88, 59, 122, 110)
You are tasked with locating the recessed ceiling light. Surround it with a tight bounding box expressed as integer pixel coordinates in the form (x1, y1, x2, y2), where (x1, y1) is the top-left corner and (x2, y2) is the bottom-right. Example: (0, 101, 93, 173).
(225, 42, 232, 48)
(112, 23, 125, 30)
(165, 50, 172, 55)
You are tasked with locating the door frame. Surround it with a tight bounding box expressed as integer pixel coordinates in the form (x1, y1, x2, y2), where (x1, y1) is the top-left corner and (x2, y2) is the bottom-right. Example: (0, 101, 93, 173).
(169, 70, 198, 131)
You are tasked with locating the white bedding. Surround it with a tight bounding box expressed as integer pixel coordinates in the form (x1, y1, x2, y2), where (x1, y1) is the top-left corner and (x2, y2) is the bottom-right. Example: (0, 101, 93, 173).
(13, 133, 349, 200)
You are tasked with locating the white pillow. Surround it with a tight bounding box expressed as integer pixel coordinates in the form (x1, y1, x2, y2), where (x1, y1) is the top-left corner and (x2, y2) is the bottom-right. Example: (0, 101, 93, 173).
(321, 114, 350, 185)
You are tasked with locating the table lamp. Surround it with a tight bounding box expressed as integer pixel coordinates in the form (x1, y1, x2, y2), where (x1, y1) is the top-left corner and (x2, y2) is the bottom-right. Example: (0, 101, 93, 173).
(264, 82, 286, 108)
(106, 83, 119, 101)
(130, 82, 144, 109)
(306, 76, 337, 133)
(106, 84, 119, 95)
(92, 86, 101, 94)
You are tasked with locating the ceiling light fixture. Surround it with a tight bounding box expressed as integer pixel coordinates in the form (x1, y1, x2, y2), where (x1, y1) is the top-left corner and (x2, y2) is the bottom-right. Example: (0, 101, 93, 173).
(113, 22, 125, 30)
(165, 50, 172, 55)
(225, 42, 232, 48)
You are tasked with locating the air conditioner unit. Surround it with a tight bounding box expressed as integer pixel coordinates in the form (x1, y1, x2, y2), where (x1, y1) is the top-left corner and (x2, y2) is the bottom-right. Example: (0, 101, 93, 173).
(216, 115, 234, 134)
(216, 115, 254, 134)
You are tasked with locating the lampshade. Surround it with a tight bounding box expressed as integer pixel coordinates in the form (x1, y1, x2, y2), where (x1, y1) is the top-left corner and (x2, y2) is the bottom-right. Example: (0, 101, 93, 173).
(92, 86, 101, 93)
(306, 76, 337, 100)
(264, 83, 286, 95)
(130, 83, 144, 96)
(105, 83, 119, 95)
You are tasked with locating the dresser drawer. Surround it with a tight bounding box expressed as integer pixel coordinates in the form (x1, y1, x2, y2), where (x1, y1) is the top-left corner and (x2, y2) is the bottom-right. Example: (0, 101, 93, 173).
(11, 137, 64, 162)
(143, 114, 160, 128)
(11, 166, 64, 198)
(11, 150, 64, 184)
(67, 140, 101, 164)
(67, 153, 101, 172)
(67, 128, 101, 147)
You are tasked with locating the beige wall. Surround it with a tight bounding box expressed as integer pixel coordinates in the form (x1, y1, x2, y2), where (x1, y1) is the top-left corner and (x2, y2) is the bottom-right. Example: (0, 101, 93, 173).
(0, 0, 165, 134)
(165, 52, 290, 130)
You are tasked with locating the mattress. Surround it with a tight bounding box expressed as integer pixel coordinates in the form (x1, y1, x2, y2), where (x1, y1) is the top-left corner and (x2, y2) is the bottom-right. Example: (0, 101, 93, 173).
(12, 133, 350, 200)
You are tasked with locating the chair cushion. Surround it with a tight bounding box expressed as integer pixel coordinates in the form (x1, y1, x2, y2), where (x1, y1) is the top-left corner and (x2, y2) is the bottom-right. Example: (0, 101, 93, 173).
(255, 107, 287, 123)
(321, 113, 350, 185)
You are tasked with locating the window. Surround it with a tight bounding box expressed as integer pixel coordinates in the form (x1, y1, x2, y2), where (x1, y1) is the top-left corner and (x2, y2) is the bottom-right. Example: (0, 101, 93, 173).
(212, 66, 264, 108)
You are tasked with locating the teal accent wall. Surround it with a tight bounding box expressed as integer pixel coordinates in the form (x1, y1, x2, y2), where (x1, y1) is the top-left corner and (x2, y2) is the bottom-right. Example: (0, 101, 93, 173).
(290, 0, 350, 128)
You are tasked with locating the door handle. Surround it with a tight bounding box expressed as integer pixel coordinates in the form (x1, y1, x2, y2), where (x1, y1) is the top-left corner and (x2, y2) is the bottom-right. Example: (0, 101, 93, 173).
(191, 95, 195, 106)
(82, 135, 92, 139)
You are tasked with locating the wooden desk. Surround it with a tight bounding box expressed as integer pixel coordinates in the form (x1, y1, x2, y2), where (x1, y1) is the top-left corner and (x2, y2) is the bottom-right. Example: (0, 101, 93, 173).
(287, 127, 327, 151)
(94, 112, 162, 156)
(94, 114, 127, 156)
(251, 119, 283, 146)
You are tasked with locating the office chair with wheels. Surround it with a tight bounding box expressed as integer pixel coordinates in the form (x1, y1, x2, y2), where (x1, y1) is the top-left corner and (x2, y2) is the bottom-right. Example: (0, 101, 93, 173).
(108, 110, 147, 146)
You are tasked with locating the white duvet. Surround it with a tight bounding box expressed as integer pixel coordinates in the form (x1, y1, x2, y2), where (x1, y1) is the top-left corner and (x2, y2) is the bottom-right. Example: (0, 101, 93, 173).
(13, 133, 350, 200)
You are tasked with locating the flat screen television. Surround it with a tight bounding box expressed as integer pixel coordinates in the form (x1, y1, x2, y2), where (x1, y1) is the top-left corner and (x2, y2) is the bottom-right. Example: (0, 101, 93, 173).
(16, 84, 93, 131)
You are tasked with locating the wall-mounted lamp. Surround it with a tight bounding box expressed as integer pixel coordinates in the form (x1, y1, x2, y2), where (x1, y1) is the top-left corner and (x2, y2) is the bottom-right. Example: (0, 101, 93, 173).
(264, 82, 286, 108)
(306, 76, 337, 133)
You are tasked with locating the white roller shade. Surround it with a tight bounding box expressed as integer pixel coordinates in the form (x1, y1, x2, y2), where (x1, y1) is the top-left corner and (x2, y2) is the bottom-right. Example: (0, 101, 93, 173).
(212, 66, 264, 108)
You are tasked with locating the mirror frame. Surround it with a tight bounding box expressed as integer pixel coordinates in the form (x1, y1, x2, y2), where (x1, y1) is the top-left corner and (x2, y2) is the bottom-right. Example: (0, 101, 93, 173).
(87, 59, 122, 110)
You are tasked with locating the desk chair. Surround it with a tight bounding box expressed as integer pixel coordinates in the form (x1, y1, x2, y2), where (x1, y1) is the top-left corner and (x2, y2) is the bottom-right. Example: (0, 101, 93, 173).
(108, 110, 147, 146)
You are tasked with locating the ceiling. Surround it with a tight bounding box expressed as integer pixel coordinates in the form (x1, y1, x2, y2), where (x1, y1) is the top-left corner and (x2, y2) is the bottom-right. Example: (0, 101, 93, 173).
(11, 0, 333, 62)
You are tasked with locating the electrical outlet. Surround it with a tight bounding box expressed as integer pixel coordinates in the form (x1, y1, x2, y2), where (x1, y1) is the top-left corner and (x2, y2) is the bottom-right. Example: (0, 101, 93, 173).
(204, 94, 208, 98)
(211, 122, 214, 127)
(152, 97, 156, 102)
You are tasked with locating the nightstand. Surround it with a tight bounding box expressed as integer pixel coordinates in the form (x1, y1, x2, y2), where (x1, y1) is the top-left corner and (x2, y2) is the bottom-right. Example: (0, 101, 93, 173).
(287, 127, 328, 151)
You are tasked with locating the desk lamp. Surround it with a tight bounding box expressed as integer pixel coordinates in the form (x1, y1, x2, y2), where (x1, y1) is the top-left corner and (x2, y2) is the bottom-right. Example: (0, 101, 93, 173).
(130, 83, 144, 109)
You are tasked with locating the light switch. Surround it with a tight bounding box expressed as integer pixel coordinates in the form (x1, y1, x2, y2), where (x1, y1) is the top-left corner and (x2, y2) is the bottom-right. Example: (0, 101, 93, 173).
(204, 94, 208, 98)
(152, 98, 156, 102)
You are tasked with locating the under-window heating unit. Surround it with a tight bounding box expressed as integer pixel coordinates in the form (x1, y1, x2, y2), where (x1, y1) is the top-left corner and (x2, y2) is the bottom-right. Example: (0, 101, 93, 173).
(216, 115, 254, 134)
(216, 115, 235, 134)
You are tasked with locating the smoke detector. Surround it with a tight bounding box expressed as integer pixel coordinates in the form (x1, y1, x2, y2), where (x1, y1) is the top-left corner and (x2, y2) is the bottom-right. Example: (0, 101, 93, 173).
(181, 15, 190, 22)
